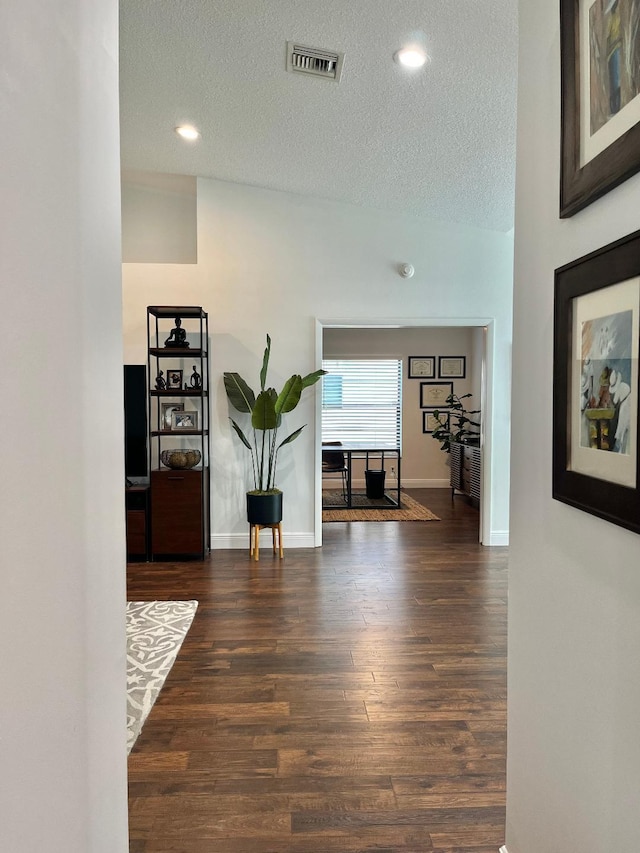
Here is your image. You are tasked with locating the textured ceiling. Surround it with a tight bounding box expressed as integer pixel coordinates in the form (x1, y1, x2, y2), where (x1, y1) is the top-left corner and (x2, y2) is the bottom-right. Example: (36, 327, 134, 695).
(119, 1, 518, 232)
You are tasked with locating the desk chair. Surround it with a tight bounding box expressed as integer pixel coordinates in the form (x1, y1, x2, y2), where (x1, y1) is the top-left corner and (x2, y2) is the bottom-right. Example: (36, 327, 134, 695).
(322, 441, 348, 500)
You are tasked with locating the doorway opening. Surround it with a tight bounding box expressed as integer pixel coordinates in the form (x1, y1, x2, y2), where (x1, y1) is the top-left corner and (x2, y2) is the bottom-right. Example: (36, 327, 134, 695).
(314, 319, 496, 547)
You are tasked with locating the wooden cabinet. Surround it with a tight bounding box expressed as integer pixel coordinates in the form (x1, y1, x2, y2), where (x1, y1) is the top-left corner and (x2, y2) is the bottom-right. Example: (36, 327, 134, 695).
(125, 485, 150, 560)
(147, 306, 210, 559)
(450, 443, 481, 508)
(150, 469, 207, 557)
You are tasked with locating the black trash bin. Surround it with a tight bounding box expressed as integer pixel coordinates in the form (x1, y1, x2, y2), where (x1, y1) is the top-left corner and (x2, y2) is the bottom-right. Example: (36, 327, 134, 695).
(365, 469, 386, 499)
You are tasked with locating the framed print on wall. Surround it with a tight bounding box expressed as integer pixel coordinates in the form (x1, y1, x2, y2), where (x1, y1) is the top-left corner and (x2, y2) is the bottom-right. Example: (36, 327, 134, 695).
(408, 356, 435, 378)
(420, 381, 453, 408)
(438, 356, 466, 379)
(423, 409, 449, 434)
(560, 0, 640, 217)
(553, 228, 640, 533)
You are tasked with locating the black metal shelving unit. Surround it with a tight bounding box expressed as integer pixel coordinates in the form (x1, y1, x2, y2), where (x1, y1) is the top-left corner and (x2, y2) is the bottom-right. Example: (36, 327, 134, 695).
(146, 305, 210, 559)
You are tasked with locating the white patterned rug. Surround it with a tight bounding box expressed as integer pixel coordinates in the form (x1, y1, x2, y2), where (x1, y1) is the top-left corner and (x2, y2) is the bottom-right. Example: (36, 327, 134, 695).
(126, 600, 198, 754)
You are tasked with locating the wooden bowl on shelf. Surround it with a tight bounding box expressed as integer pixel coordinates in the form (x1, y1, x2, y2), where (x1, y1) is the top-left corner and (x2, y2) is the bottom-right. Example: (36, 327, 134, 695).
(160, 449, 201, 470)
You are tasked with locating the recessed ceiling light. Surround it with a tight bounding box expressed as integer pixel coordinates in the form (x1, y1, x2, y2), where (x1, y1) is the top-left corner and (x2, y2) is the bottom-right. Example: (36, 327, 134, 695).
(175, 125, 200, 141)
(394, 47, 428, 69)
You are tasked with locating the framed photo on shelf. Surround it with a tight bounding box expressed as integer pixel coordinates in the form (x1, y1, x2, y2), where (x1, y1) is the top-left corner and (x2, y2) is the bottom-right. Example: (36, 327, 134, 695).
(560, 0, 640, 217)
(423, 409, 449, 434)
(161, 402, 184, 431)
(408, 356, 435, 379)
(166, 369, 183, 390)
(438, 356, 466, 379)
(553, 228, 640, 534)
(420, 381, 453, 408)
(171, 410, 198, 430)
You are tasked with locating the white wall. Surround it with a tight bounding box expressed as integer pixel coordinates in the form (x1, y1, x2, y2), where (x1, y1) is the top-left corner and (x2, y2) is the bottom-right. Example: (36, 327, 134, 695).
(323, 326, 480, 486)
(471, 326, 485, 417)
(122, 176, 513, 547)
(508, 1, 640, 851)
(122, 171, 197, 263)
(1, 3, 128, 852)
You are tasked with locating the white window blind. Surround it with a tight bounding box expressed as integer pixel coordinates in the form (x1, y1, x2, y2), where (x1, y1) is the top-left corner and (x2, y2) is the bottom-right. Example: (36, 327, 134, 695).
(321, 359, 402, 447)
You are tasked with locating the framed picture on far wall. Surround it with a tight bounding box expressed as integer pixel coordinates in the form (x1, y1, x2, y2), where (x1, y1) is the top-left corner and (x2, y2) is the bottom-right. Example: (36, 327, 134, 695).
(438, 356, 466, 379)
(553, 228, 640, 534)
(408, 356, 436, 378)
(423, 409, 449, 434)
(420, 381, 453, 408)
(560, 0, 640, 217)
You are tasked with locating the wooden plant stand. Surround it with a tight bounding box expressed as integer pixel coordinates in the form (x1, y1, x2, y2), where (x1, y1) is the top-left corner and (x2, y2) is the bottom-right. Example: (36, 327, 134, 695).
(249, 522, 284, 561)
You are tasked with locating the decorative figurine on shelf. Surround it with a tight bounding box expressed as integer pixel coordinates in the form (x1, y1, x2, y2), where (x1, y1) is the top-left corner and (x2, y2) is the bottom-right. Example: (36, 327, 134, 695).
(164, 317, 189, 348)
(155, 370, 166, 390)
(190, 365, 202, 389)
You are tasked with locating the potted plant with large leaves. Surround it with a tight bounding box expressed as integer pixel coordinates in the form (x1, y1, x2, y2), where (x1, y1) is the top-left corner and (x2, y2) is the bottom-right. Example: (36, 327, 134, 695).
(224, 334, 325, 525)
(430, 392, 481, 453)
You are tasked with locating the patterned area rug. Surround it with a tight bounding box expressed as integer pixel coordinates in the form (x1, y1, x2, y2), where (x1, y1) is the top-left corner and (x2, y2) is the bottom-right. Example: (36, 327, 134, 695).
(126, 600, 198, 754)
(322, 490, 440, 522)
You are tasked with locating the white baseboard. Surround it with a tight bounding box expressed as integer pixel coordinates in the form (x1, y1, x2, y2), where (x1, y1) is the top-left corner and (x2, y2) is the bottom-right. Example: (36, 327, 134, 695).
(213, 529, 506, 550)
(211, 532, 316, 550)
(322, 478, 450, 489)
(402, 478, 450, 489)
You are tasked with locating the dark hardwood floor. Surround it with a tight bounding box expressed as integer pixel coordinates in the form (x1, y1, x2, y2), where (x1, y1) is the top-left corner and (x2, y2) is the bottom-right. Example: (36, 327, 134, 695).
(127, 489, 507, 853)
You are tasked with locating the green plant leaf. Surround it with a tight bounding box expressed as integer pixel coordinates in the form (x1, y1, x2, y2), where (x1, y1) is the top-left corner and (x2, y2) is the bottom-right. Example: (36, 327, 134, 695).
(229, 418, 252, 450)
(428, 393, 480, 453)
(259, 334, 271, 391)
(252, 389, 278, 430)
(226, 335, 325, 488)
(277, 425, 305, 449)
(276, 375, 303, 414)
(266, 388, 282, 426)
(224, 372, 255, 413)
(301, 369, 327, 388)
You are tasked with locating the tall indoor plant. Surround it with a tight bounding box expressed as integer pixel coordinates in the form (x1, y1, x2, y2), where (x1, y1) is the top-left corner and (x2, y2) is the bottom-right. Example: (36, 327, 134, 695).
(430, 392, 481, 453)
(224, 334, 325, 523)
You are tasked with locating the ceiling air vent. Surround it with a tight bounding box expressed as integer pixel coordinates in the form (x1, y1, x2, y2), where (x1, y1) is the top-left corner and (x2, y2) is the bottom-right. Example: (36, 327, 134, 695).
(286, 41, 344, 82)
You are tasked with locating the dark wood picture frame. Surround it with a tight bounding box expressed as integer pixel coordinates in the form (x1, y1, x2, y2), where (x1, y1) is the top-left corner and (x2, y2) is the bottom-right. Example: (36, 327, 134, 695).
(420, 381, 453, 409)
(560, 0, 640, 217)
(423, 409, 449, 434)
(438, 356, 466, 379)
(408, 356, 436, 379)
(166, 368, 183, 389)
(553, 228, 640, 533)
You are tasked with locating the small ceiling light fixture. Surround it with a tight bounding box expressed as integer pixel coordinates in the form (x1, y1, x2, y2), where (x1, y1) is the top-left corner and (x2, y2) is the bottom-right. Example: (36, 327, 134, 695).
(175, 125, 200, 141)
(394, 46, 428, 69)
(399, 263, 415, 279)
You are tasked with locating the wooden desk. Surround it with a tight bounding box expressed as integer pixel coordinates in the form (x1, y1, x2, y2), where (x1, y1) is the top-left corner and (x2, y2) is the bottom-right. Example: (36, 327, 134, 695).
(322, 443, 401, 510)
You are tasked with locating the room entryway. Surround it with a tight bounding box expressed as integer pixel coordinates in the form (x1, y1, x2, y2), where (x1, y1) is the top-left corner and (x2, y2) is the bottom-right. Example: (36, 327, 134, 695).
(315, 320, 492, 546)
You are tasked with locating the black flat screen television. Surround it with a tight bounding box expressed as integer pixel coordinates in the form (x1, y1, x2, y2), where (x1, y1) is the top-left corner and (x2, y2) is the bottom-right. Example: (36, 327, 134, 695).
(123, 364, 148, 480)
